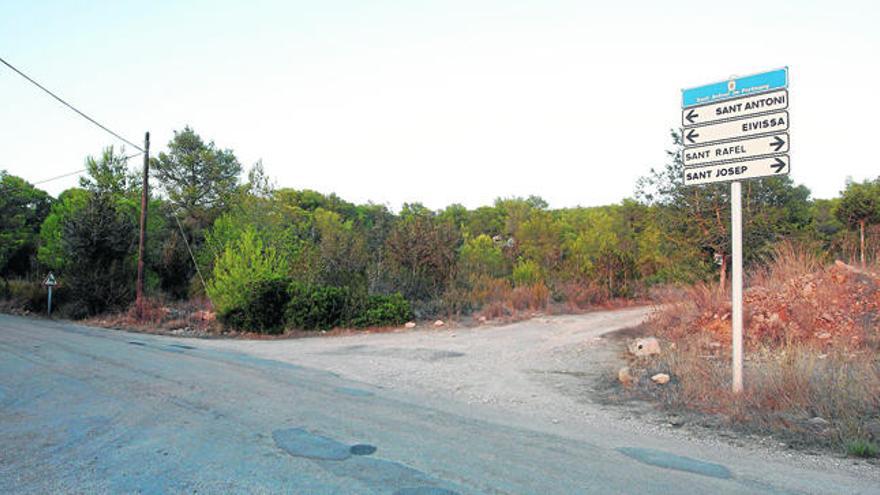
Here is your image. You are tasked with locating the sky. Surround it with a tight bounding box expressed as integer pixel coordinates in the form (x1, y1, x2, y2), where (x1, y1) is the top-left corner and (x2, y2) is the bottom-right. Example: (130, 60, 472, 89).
(1, 0, 878, 210)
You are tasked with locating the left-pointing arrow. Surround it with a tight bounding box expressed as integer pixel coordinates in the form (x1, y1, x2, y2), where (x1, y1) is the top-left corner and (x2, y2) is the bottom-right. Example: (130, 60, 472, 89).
(685, 128, 699, 144)
(685, 109, 698, 125)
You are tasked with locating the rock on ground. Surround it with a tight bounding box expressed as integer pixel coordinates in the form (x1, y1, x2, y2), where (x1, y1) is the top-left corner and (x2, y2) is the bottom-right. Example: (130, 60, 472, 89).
(628, 337, 661, 357)
(651, 373, 670, 385)
(618, 366, 634, 386)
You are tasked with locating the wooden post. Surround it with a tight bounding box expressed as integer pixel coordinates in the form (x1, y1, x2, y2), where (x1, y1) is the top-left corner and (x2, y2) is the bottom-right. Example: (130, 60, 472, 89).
(135, 132, 150, 317)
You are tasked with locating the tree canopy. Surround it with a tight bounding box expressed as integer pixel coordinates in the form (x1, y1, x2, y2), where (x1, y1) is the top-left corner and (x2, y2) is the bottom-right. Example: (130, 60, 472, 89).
(0, 171, 51, 278)
(152, 126, 242, 222)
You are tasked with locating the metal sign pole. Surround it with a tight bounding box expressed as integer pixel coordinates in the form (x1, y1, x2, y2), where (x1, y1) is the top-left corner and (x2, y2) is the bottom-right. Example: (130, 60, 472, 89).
(44, 272, 56, 317)
(731, 181, 744, 393)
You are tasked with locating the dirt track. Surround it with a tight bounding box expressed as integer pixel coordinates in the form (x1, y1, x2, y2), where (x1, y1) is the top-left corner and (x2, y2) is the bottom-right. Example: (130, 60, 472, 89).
(197, 307, 651, 420)
(195, 306, 880, 485)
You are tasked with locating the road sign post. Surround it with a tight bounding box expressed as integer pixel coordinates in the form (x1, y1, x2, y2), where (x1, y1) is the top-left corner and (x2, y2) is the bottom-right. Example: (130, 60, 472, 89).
(43, 272, 57, 317)
(731, 181, 743, 393)
(681, 68, 790, 394)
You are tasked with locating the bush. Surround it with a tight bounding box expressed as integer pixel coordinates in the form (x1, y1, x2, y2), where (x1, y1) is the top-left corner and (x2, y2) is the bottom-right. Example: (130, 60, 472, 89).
(4, 278, 46, 312)
(207, 226, 288, 316)
(61, 193, 137, 316)
(351, 293, 412, 328)
(459, 234, 506, 280)
(846, 439, 879, 458)
(286, 283, 350, 331)
(382, 213, 460, 302)
(512, 259, 542, 287)
(510, 282, 550, 311)
(219, 277, 291, 333)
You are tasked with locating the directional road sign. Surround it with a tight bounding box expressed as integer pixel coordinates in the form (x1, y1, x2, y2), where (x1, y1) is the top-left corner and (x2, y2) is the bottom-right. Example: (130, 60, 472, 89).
(682, 67, 788, 108)
(683, 133, 788, 167)
(683, 156, 789, 186)
(682, 89, 788, 127)
(683, 110, 788, 147)
(680, 67, 791, 395)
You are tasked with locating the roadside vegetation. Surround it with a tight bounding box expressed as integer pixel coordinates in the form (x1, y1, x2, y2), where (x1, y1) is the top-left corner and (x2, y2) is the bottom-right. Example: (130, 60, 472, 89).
(616, 243, 880, 458)
(1, 128, 879, 341)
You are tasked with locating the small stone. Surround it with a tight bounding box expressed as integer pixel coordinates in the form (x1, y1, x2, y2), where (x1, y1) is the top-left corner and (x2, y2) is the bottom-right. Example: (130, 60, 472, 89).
(478, 316, 487, 323)
(651, 373, 670, 385)
(618, 366, 634, 386)
(808, 416, 830, 427)
(815, 332, 831, 340)
(433, 320, 445, 327)
(668, 416, 685, 427)
(628, 337, 661, 357)
(404, 321, 416, 329)
(802, 283, 815, 297)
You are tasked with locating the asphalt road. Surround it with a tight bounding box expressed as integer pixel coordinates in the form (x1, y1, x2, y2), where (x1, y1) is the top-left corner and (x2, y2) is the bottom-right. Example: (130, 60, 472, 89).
(0, 314, 876, 494)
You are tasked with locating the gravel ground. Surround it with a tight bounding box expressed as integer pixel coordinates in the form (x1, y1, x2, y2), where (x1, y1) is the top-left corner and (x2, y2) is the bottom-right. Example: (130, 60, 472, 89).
(194, 307, 880, 483)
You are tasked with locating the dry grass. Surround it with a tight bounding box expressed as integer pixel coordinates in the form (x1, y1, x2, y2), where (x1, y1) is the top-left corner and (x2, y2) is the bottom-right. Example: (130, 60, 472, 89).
(622, 242, 880, 456)
(86, 296, 219, 336)
(468, 278, 551, 321)
(557, 282, 605, 311)
(634, 336, 880, 451)
(468, 276, 641, 323)
(510, 282, 550, 311)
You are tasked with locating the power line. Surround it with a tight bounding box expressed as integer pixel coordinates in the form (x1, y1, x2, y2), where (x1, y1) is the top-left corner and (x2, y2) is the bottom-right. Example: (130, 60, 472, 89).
(10, 150, 144, 187)
(32, 169, 87, 186)
(0, 55, 144, 152)
(173, 213, 208, 295)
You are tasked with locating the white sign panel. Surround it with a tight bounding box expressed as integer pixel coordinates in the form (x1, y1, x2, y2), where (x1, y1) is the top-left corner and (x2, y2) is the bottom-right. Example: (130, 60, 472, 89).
(683, 156, 789, 186)
(683, 111, 788, 147)
(682, 133, 788, 167)
(682, 89, 788, 127)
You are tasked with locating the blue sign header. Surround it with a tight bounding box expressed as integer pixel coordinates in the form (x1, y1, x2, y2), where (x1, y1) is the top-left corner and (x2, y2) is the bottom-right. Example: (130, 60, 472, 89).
(682, 68, 788, 108)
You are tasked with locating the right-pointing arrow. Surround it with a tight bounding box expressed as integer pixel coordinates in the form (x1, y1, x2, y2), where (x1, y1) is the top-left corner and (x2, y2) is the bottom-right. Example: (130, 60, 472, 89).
(685, 128, 699, 144)
(771, 158, 786, 173)
(770, 135, 786, 152)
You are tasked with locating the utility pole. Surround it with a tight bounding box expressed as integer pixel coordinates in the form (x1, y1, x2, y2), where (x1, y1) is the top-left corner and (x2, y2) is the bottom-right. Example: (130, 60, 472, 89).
(136, 132, 150, 317)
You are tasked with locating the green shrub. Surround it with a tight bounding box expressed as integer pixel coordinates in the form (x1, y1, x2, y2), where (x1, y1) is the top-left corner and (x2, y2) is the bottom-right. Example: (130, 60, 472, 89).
(62, 193, 137, 316)
(459, 234, 506, 280)
(5, 278, 45, 312)
(208, 226, 288, 316)
(218, 277, 291, 333)
(351, 292, 412, 328)
(512, 259, 542, 287)
(286, 283, 350, 331)
(846, 439, 879, 458)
